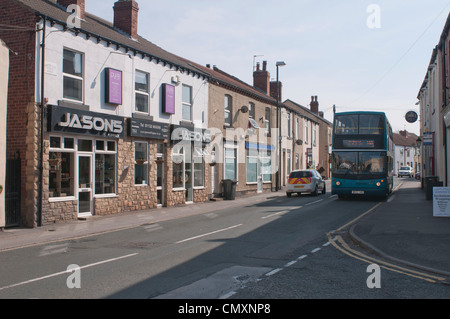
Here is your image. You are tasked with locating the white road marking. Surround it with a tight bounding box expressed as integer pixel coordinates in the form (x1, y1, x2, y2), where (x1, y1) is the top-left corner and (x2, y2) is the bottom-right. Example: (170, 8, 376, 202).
(284, 260, 297, 267)
(205, 212, 219, 219)
(175, 224, 243, 244)
(265, 268, 282, 277)
(305, 199, 323, 206)
(143, 223, 163, 232)
(39, 243, 69, 257)
(311, 248, 321, 253)
(261, 209, 294, 220)
(0, 253, 138, 291)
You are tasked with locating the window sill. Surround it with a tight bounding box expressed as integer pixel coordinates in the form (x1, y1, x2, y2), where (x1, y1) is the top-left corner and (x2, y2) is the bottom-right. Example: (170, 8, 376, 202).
(94, 194, 118, 199)
(49, 196, 76, 202)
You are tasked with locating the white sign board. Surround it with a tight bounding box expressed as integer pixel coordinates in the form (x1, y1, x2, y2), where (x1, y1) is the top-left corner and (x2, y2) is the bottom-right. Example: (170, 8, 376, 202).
(433, 187, 450, 217)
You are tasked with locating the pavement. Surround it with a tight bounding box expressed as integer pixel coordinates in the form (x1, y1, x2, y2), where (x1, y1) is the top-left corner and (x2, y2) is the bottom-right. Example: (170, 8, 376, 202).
(1, 179, 450, 280)
(350, 179, 450, 278)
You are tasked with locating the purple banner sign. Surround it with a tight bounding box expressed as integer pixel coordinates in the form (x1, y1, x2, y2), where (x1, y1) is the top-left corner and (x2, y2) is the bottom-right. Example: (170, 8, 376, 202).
(105, 68, 122, 105)
(162, 83, 175, 114)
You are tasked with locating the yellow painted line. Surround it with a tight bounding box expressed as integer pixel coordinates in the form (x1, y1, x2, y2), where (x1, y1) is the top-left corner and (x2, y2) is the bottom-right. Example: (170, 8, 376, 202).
(327, 182, 448, 284)
(335, 202, 383, 233)
(326, 233, 445, 284)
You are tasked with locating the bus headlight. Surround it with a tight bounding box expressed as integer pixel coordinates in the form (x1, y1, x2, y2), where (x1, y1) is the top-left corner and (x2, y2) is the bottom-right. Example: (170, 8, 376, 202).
(376, 182, 381, 187)
(336, 181, 341, 186)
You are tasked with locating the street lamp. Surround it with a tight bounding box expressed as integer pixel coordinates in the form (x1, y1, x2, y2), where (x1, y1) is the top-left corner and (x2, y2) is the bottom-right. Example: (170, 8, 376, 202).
(276, 61, 286, 191)
(416, 137, 422, 148)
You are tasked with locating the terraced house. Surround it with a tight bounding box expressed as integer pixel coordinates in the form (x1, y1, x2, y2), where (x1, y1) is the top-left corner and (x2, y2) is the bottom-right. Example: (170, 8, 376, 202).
(1, 0, 334, 228)
(0, 0, 210, 227)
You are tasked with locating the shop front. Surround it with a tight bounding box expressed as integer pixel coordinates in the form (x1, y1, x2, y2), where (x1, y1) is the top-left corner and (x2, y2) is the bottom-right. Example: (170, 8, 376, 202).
(169, 124, 210, 205)
(44, 106, 124, 222)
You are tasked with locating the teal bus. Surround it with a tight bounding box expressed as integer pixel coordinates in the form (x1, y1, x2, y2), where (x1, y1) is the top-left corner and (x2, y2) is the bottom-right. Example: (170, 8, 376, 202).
(331, 111, 394, 198)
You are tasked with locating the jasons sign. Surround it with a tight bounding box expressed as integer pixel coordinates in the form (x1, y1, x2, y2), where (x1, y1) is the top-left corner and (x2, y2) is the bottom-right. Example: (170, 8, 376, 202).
(171, 124, 210, 144)
(49, 106, 124, 138)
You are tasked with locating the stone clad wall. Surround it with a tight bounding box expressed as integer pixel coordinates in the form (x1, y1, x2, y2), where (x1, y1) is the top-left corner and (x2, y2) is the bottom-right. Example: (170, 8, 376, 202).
(41, 121, 209, 224)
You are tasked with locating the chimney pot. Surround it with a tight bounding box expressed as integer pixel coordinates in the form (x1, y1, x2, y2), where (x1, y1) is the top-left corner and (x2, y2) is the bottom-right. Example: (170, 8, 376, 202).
(263, 60, 267, 71)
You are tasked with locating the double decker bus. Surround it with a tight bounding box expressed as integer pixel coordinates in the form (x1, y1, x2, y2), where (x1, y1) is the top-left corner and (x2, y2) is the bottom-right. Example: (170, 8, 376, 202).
(332, 111, 394, 198)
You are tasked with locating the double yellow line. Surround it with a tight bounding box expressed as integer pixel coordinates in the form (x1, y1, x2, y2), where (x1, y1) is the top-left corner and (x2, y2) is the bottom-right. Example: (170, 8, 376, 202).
(327, 198, 447, 284)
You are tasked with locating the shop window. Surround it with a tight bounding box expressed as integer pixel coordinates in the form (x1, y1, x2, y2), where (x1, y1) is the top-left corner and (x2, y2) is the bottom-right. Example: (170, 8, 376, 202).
(95, 140, 116, 195)
(49, 152, 75, 198)
(78, 139, 92, 152)
(135, 142, 148, 185)
(49, 137, 76, 198)
(157, 144, 165, 205)
(246, 148, 258, 183)
(63, 48, 83, 102)
(224, 143, 237, 180)
(261, 150, 272, 182)
(172, 146, 184, 189)
(194, 147, 205, 187)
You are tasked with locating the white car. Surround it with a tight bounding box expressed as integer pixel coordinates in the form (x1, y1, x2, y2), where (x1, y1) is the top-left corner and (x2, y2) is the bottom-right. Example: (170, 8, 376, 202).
(398, 166, 413, 178)
(286, 169, 326, 197)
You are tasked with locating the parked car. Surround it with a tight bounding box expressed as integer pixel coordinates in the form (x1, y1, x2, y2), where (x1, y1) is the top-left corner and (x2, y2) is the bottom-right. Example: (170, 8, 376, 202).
(398, 166, 414, 178)
(286, 169, 326, 197)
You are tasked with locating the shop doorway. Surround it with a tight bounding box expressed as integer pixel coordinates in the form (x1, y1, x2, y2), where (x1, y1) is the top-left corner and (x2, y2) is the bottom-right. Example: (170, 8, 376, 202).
(78, 154, 93, 217)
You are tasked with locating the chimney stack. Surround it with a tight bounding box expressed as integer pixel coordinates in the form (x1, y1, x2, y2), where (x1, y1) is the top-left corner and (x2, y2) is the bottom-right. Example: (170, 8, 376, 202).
(253, 60, 270, 94)
(270, 81, 282, 101)
(114, 0, 139, 40)
(399, 130, 409, 138)
(57, 0, 85, 20)
(310, 96, 319, 114)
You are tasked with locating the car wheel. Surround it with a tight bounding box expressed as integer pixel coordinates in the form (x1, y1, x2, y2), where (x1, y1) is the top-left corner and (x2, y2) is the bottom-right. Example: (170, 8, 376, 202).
(313, 186, 318, 196)
(286, 192, 291, 197)
(322, 183, 326, 194)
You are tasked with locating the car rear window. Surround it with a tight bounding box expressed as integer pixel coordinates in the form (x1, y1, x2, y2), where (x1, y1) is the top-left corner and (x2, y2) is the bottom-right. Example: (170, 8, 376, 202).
(400, 167, 410, 170)
(289, 171, 312, 178)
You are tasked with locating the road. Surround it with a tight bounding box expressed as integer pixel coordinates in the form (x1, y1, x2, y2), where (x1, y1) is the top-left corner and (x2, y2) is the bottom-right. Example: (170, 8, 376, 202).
(0, 179, 449, 300)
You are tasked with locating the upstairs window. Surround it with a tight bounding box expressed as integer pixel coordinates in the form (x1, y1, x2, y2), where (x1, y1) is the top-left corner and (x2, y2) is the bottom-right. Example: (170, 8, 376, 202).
(224, 95, 232, 126)
(265, 107, 271, 134)
(249, 102, 255, 119)
(135, 70, 149, 113)
(182, 85, 192, 121)
(63, 49, 83, 102)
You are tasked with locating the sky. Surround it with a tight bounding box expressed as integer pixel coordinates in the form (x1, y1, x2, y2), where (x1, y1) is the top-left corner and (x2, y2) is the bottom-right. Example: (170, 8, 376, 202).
(86, 0, 450, 135)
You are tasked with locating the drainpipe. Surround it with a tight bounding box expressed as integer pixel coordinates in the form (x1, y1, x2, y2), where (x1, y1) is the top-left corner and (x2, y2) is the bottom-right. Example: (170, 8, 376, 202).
(38, 16, 46, 227)
(443, 40, 448, 186)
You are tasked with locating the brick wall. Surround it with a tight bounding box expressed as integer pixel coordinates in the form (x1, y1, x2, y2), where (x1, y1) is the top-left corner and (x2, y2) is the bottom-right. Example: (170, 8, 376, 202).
(0, 0, 39, 227)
